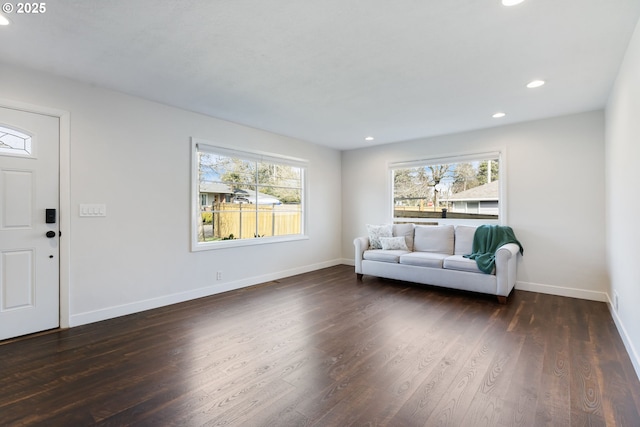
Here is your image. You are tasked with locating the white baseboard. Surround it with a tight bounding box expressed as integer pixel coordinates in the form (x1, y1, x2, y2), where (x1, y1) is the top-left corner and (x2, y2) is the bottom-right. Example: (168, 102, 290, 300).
(605, 294, 640, 383)
(515, 281, 608, 302)
(69, 259, 344, 327)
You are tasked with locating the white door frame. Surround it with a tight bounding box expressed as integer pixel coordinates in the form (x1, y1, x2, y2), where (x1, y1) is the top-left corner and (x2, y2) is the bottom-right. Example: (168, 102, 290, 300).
(0, 98, 70, 329)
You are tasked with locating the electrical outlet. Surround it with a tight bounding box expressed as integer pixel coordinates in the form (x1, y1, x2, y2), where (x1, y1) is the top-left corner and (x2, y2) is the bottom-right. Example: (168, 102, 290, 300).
(614, 291, 619, 312)
(216, 271, 222, 280)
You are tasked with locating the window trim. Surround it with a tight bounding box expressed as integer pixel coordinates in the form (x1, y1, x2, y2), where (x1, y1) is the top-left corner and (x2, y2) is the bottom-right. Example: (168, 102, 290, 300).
(191, 138, 308, 251)
(388, 149, 506, 225)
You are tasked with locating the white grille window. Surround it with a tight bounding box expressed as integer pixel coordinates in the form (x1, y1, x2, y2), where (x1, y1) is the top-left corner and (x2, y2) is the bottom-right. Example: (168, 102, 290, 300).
(192, 139, 307, 250)
(391, 152, 503, 222)
(0, 126, 32, 157)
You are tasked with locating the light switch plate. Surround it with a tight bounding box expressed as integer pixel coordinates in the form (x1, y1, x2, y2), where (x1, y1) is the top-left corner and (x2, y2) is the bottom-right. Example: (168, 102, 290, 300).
(79, 204, 106, 217)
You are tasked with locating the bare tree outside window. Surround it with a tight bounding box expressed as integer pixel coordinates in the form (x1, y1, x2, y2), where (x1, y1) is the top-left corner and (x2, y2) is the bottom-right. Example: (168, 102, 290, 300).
(392, 155, 500, 220)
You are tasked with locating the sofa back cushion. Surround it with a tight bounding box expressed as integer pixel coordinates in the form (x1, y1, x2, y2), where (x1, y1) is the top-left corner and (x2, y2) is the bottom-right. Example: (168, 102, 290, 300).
(414, 225, 454, 254)
(454, 225, 477, 255)
(392, 223, 415, 251)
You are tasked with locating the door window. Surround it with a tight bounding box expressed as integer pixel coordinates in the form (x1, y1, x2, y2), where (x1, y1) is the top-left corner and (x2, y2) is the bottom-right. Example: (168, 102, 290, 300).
(0, 125, 33, 157)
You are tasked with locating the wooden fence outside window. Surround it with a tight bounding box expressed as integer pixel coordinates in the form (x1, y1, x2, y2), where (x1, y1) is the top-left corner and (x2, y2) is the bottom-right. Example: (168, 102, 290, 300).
(199, 203, 301, 241)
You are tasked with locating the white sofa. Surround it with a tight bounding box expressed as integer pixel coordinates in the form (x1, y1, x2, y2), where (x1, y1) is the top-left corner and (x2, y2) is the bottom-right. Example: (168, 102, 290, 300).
(353, 224, 521, 303)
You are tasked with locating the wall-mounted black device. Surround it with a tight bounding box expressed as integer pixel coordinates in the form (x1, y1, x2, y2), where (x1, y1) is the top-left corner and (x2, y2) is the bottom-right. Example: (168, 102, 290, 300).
(46, 209, 56, 224)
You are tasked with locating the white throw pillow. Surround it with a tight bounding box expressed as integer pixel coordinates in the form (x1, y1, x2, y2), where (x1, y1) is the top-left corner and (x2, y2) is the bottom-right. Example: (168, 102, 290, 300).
(366, 224, 393, 249)
(380, 236, 409, 251)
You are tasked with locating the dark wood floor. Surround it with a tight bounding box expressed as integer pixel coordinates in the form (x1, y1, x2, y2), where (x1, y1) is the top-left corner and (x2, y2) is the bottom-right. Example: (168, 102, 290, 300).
(2, 265, 640, 426)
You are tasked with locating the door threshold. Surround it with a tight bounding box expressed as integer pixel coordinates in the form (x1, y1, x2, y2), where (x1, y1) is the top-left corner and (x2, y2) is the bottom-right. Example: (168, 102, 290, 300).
(0, 327, 65, 346)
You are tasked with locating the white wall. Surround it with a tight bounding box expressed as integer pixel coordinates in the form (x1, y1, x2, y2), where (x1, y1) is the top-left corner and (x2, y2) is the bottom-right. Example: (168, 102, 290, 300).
(342, 111, 607, 300)
(606, 17, 640, 378)
(0, 63, 343, 326)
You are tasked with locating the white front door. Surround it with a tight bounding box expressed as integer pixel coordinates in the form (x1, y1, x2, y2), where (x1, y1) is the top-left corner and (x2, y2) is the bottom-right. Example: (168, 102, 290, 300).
(0, 106, 59, 340)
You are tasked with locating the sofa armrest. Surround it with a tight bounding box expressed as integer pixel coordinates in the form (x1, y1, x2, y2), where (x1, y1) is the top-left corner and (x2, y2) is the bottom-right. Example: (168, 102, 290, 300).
(353, 236, 369, 274)
(495, 243, 520, 297)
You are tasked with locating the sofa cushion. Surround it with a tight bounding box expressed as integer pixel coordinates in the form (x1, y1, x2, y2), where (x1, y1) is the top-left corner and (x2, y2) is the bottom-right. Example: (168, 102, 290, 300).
(414, 225, 454, 254)
(454, 225, 477, 255)
(393, 223, 415, 251)
(366, 224, 393, 249)
(399, 252, 449, 268)
(443, 255, 493, 274)
(380, 236, 409, 251)
(363, 249, 409, 263)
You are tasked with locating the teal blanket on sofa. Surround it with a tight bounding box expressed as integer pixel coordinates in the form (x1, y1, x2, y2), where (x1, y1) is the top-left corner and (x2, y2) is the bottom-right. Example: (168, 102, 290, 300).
(463, 225, 523, 274)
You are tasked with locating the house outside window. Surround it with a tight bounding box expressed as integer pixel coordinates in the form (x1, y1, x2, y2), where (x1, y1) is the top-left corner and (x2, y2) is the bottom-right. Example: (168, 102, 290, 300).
(192, 139, 307, 250)
(391, 152, 503, 222)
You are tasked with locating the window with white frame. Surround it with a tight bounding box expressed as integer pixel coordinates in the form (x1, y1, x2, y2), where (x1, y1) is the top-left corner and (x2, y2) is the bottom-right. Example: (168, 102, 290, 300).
(391, 152, 502, 222)
(192, 140, 307, 249)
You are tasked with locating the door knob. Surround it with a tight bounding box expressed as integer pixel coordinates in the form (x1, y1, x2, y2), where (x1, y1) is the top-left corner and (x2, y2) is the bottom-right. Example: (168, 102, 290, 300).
(46, 231, 56, 238)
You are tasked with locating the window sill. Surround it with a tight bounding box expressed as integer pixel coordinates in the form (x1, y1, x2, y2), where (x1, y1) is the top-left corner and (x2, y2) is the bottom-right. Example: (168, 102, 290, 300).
(191, 234, 309, 252)
(393, 217, 501, 225)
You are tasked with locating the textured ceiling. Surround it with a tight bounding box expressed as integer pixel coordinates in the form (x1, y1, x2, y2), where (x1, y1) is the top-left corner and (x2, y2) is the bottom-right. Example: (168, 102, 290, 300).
(1, 0, 639, 150)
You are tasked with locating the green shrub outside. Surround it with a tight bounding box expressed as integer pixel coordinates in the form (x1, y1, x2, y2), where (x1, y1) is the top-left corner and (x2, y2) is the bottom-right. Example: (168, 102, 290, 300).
(201, 212, 213, 224)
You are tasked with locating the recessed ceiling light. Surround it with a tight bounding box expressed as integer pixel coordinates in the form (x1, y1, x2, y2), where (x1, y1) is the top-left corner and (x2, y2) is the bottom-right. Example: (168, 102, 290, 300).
(502, 0, 525, 6)
(526, 80, 545, 88)
(0, 15, 10, 26)
(492, 112, 506, 118)
(365, 136, 374, 141)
